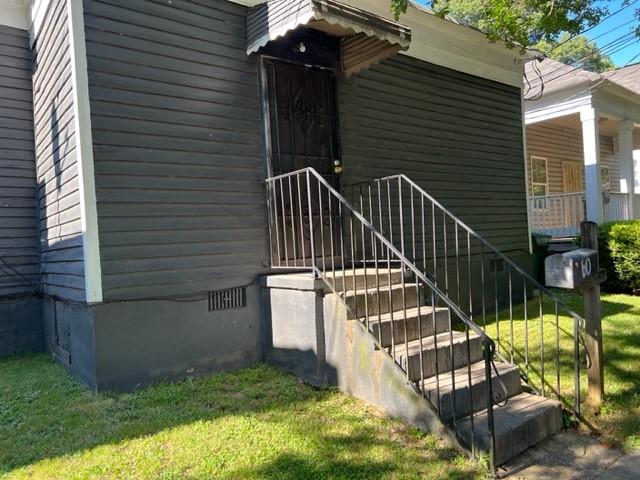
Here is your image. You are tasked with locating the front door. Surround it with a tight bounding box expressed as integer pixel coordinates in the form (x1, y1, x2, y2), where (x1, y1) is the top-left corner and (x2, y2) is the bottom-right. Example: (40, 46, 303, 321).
(264, 59, 342, 265)
(265, 59, 341, 188)
(562, 161, 583, 193)
(562, 161, 585, 229)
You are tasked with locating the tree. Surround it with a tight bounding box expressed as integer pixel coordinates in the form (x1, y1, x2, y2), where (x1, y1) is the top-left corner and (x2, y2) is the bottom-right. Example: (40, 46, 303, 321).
(389, 0, 638, 52)
(535, 33, 615, 72)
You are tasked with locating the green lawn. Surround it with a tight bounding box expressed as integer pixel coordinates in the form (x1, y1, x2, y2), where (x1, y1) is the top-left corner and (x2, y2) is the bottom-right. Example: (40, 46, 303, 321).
(484, 292, 640, 451)
(0, 356, 483, 480)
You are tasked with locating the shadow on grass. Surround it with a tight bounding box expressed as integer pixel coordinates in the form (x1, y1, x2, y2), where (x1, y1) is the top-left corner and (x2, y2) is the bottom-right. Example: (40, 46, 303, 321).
(0, 354, 477, 479)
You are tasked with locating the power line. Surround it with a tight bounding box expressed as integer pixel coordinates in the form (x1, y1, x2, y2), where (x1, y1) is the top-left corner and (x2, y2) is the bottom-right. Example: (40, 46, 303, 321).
(546, 0, 640, 54)
(525, 31, 637, 94)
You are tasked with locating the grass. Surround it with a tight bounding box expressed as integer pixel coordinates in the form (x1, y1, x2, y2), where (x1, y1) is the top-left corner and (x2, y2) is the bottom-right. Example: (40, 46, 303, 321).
(483, 291, 640, 451)
(0, 356, 484, 480)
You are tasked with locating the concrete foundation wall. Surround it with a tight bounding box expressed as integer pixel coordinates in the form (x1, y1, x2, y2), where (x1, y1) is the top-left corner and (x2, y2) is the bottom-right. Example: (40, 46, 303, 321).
(40, 286, 263, 391)
(91, 285, 263, 391)
(264, 273, 445, 435)
(0, 296, 43, 357)
(42, 297, 97, 389)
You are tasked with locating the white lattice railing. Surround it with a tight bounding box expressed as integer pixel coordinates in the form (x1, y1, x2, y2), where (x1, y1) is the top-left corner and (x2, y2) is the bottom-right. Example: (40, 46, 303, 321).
(530, 192, 640, 237)
(529, 192, 585, 237)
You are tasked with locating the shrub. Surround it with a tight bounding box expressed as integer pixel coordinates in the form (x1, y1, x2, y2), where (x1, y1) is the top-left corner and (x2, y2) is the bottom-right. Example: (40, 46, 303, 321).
(598, 220, 640, 294)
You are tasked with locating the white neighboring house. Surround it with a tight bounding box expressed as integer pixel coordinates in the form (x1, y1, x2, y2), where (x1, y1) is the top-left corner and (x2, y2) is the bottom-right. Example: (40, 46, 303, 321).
(524, 59, 640, 237)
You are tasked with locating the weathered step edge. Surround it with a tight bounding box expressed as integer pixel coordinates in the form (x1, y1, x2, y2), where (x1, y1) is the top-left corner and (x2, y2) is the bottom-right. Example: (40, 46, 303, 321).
(457, 392, 563, 465)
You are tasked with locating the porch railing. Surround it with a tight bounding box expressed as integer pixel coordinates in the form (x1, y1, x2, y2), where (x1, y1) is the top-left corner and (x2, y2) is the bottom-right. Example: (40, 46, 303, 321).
(530, 191, 640, 236)
(344, 175, 586, 420)
(604, 192, 640, 222)
(265, 168, 500, 473)
(529, 192, 585, 237)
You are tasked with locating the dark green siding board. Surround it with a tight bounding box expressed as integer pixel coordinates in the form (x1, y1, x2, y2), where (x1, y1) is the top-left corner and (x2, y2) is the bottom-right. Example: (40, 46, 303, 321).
(32, 0, 85, 301)
(84, 0, 268, 301)
(339, 56, 528, 253)
(0, 25, 39, 296)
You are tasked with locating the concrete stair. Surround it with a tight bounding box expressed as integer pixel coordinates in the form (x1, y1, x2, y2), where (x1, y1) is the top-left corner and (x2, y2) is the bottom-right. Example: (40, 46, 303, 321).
(344, 283, 422, 317)
(396, 331, 484, 381)
(457, 392, 563, 465)
(365, 306, 449, 347)
(423, 360, 522, 422)
(336, 268, 563, 466)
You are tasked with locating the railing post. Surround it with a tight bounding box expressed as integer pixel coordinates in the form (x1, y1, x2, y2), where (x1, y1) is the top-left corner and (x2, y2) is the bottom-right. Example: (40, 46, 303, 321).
(580, 221, 604, 406)
(483, 338, 496, 476)
(306, 171, 316, 269)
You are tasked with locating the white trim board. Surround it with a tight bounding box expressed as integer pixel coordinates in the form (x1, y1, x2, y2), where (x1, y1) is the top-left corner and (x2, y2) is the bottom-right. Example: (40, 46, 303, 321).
(66, 0, 103, 303)
(0, 0, 28, 29)
(26, 0, 51, 44)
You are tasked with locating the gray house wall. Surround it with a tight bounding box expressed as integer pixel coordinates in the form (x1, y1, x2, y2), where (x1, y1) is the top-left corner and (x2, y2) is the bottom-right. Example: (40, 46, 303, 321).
(339, 55, 529, 256)
(32, 0, 86, 302)
(78, 0, 266, 389)
(83, 0, 268, 301)
(9, 0, 531, 388)
(0, 25, 42, 356)
(0, 25, 38, 297)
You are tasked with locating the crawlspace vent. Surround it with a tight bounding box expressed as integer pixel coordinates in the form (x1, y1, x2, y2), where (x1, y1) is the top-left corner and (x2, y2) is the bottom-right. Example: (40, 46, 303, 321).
(208, 287, 247, 311)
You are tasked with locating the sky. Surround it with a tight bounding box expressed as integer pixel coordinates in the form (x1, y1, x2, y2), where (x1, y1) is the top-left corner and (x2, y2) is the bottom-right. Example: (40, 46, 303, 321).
(585, 0, 639, 67)
(414, 0, 638, 68)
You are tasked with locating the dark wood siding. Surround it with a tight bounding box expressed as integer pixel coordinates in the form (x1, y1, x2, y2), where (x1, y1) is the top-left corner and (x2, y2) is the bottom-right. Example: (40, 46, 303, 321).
(83, 0, 268, 300)
(0, 25, 38, 296)
(338, 55, 529, 254)
(32, 0, 86, 301)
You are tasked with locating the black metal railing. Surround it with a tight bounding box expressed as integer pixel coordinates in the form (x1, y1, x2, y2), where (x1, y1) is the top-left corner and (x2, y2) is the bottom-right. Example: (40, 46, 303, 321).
(266, 168, 500, 474)
(344, 174, 586, 417)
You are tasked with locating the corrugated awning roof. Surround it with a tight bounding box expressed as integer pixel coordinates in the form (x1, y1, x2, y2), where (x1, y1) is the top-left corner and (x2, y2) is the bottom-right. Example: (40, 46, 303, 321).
(246, 0, 411, 76)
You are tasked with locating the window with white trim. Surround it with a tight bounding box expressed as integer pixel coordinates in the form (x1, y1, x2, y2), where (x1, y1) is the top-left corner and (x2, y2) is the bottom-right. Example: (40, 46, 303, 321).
(531, 156, 548, 201)
(601, 166, 611, 191)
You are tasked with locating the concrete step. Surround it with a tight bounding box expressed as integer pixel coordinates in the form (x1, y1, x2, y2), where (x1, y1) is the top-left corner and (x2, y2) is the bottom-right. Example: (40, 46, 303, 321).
(344, 283, 422, 318)
(364, 306, 450, 347)
(394, 330, 484, 381)
(423, 360, 522, 422)
(328, 268, 404, 292)
(457, 392, 563, 466)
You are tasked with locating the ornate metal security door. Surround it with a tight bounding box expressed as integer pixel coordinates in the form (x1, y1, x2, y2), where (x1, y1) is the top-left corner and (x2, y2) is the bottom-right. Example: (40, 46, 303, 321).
(265, 59, 342, 265)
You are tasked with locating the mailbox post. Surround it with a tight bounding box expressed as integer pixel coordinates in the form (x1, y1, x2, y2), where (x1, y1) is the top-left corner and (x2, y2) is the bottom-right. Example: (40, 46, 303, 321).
(544, 221, 605, 406)
(581, 222, 605, 406)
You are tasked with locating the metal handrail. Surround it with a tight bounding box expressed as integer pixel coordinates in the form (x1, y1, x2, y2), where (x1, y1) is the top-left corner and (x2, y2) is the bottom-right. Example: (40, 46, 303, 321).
(269, 169, 489, 337)
(345, 174, 586, 418)
(265, 167, 498, 473)
(395, 175, 583, 321)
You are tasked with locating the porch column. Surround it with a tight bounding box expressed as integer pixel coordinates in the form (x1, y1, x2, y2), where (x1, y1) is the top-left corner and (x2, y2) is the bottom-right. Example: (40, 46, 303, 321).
(581, 107, 604, 223)
(617, 119, 635, 219)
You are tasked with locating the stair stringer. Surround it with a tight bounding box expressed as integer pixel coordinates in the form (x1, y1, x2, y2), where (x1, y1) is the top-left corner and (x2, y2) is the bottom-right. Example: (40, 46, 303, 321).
(322, 292, 452, 442)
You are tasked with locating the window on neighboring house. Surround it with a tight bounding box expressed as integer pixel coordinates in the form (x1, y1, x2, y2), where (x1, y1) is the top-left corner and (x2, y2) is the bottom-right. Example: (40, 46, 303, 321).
(601, 166, 611, 191)
(531, 156, 548, 206)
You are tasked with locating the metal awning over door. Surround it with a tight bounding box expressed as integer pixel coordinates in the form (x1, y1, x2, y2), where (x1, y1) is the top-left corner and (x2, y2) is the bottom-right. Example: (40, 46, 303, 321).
(246, 0, 411, 76)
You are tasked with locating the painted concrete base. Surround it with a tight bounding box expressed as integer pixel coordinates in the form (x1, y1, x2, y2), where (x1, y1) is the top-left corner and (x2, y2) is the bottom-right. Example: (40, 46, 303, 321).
(0, 295, 43, 357)
(42, 286, 264, 391)
(264, 273, 446, 436)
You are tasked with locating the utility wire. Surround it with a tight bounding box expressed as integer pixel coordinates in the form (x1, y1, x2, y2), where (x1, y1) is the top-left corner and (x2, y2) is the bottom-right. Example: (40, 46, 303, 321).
(525, 31, 638, 96)
(525, 1, 639, 99)
(546, 0, 640, 54)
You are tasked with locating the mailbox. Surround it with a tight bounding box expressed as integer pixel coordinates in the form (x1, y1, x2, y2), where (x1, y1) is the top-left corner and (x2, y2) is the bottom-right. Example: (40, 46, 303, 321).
(545, 248, 599, 289)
